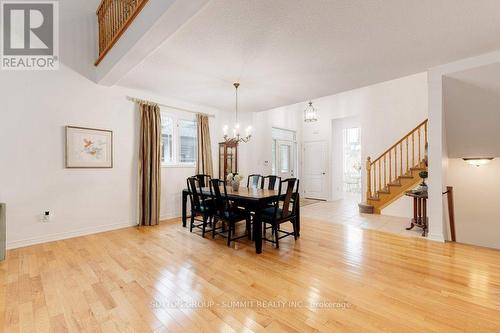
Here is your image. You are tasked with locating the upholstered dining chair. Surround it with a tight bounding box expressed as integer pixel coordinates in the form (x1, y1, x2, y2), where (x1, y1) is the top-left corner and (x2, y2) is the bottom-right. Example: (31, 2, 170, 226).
(187, 176, 214, 238)
(260, 178, 300, 248)
(210, 179, 252, 246)
(247, 174, 263, 189)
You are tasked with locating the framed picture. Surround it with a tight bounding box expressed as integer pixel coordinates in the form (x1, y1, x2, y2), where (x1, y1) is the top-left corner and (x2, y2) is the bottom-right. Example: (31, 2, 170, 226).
(65, 126, 113, 168)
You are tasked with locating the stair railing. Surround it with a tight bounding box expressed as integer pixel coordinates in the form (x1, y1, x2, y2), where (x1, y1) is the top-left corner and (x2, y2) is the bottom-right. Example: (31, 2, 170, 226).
(366, 119, 428, 199)
(95, 0, 149, 66)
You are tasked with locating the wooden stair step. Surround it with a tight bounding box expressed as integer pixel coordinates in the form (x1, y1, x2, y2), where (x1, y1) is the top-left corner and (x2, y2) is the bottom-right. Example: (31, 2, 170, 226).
(358, 202, 374, 214)
(378, 189, 390, 194)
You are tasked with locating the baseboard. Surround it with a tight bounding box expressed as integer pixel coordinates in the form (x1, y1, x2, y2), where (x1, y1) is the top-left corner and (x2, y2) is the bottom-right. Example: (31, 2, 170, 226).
(160, 213, 180, 221)
(6, 221, 137, 250)
(427, 233, 446, 242)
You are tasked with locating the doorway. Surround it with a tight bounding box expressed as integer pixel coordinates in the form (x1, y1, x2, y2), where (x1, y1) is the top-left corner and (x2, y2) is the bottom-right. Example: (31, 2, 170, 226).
(271, 128, 297, 179)
(342, 127, 362, 200)
(331, 116, 362, 202)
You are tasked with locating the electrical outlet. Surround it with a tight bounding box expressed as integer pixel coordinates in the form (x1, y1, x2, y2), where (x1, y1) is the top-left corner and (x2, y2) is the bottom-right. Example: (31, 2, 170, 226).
(42, 211, 50, 223)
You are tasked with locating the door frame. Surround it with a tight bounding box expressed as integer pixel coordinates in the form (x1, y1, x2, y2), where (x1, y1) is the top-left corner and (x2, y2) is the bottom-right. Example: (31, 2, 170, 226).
(302, 140, 329, 200)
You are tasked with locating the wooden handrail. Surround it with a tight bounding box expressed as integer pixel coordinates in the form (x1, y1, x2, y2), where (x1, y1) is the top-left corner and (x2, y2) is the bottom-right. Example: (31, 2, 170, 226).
(366, 119, 428, 199)
(371, 119, 428, 165)
(95, 0, 149, 66)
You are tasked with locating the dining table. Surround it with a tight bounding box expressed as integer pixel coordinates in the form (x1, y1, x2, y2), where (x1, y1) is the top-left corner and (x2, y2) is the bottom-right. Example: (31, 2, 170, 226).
(182, 186, 300, 254)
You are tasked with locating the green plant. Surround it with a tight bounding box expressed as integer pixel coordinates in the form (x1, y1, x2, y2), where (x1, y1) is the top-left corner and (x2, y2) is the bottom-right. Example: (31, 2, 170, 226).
(419, 171, 428, 179)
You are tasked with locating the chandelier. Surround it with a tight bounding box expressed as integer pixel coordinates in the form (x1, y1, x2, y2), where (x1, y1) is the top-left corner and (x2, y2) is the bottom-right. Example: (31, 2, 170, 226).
(223, 83, 252, 144)
(304, 101, 318, 122)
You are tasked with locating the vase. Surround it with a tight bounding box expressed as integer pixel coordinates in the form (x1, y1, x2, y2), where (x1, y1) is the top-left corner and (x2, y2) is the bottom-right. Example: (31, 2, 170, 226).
(232, 180, 240, 191)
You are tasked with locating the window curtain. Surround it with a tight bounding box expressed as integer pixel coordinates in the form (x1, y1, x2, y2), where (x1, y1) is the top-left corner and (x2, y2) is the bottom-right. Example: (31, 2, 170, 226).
(138, 102, 161, 226)
(196, 113, 214, 176)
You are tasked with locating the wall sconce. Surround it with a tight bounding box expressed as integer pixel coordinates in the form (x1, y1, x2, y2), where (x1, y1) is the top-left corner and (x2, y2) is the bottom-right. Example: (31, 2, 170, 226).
(462, 157, 494, 167)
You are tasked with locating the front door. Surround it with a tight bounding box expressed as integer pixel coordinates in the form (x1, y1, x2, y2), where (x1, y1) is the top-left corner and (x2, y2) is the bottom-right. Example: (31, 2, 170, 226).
(303, 141, 328, 200)
(276, 140, 296, 179)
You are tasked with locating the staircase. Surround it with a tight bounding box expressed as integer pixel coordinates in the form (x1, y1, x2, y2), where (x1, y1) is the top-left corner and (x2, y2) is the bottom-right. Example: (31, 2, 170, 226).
(360, 119, 428, 214)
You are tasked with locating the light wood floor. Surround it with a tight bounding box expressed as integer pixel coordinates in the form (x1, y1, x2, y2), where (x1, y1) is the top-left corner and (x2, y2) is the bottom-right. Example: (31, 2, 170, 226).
(1, 217, 499, 333)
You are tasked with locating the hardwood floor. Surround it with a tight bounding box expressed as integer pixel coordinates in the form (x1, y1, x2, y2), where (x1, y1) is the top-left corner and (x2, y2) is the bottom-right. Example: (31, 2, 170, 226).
(1, 217, 499, 332)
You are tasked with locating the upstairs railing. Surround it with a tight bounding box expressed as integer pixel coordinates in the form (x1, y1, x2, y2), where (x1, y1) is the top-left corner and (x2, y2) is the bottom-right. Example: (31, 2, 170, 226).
(95, 0, 149, 66)
(366, 119, 428, 199)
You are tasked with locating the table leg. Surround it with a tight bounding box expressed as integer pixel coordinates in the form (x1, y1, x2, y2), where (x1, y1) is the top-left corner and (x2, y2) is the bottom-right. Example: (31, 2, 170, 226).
(422, 198, 427, 236)
(406, 197, 417, 230)
(296, 193, 301, 237)
(253, 201, 263, 254)
(182, 191, 188, 227)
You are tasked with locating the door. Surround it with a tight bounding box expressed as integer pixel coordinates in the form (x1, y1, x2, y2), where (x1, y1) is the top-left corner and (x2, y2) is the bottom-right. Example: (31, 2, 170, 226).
(276, 140, 296, 179)
(303, 141, 328, 200)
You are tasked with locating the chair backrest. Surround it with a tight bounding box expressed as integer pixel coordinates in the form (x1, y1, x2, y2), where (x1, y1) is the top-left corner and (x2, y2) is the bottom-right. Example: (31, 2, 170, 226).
(278, 178, 300, 219)
(209, 178, 231, 216)
(195, 174, 211, 188)
(261, 175, 281, 190)
(247, 174, 263, 189)
(187, 177, 207, 212)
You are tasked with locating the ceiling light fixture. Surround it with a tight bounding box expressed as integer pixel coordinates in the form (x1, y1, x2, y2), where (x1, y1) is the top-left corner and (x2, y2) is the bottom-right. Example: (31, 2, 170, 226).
(304, 101, 318, 122)
(463, 157, 494, 167)
(223, 83, 252, 144)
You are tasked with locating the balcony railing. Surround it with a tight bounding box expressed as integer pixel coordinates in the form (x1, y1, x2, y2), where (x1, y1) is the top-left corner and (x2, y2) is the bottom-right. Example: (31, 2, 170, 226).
(95, 0, 149, 66)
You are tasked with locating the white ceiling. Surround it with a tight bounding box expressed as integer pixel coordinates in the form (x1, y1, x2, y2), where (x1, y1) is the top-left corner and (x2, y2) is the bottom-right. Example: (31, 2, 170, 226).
(118, 0, 500, 112)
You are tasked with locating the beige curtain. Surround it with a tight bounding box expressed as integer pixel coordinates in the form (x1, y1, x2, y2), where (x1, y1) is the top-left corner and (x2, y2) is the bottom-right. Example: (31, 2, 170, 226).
(138, 102, 161, 226)
(196, 113, 214, 176)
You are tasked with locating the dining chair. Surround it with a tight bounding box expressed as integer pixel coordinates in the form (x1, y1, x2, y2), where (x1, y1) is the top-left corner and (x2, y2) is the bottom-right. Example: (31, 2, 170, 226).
(247, 174, 263, 189)
(261, 178, 300, 248)
(195, 174, 211, 188)
(261, 175, 281, 190)
(187, 176, 214, 238)
(210, 179, 252, 246)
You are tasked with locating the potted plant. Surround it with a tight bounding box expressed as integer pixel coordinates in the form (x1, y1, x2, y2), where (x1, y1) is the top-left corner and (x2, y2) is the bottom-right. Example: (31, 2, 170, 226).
(226, 173, 244, 191)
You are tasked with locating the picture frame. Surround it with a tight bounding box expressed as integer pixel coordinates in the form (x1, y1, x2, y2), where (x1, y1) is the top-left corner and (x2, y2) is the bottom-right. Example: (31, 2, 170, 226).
(65, 126, 113, 168)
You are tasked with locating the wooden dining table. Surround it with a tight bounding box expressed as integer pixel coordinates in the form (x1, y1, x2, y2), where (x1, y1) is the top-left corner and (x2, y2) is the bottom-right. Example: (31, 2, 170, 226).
(182, 186, 300, 254)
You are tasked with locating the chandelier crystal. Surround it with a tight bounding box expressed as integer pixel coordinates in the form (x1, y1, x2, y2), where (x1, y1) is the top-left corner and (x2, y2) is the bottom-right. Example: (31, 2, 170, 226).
(223, 83, 252, 144)
(304, 101, 318, 122)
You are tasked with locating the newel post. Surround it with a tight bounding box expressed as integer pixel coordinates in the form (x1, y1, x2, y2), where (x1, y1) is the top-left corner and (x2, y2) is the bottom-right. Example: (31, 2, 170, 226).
(366, 157, 372, 199)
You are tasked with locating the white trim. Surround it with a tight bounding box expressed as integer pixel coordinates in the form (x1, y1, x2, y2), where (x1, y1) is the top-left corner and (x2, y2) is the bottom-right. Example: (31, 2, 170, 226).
(6, 221, 137, 250)
(427, 233, 446, 243)
(160, 213, 180, 221)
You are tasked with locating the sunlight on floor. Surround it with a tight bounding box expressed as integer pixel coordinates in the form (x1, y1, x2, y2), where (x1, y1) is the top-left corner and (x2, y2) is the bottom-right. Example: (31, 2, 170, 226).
(301, 195, 424, 239)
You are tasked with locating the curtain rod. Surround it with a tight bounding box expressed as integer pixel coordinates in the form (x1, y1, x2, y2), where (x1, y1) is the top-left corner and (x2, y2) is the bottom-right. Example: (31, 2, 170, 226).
(126, 96, 216, 118)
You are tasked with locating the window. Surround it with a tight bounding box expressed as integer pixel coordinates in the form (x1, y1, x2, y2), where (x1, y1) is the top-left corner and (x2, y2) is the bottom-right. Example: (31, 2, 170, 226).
(161, 113, 197, 166)
(179, 120, 197, 163)
(161, 116, 174, 164)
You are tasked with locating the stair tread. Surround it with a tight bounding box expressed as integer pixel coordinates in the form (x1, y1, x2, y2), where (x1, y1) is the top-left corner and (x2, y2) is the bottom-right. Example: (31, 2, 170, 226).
(378, 190, 390, 194)
(388, 183, 402, 187)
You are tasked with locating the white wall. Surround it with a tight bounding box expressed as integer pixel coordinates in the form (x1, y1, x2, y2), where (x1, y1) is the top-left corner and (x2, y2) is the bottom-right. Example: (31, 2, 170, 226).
(242, 106, 303, 177)
(0, 0, 232, 249)
(447, 159, 500, 249)
(258, 73, 428, 217)
(428, 50, 500, 243)
(0, 66, 227, 249)
(444, 77, 500, 158)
